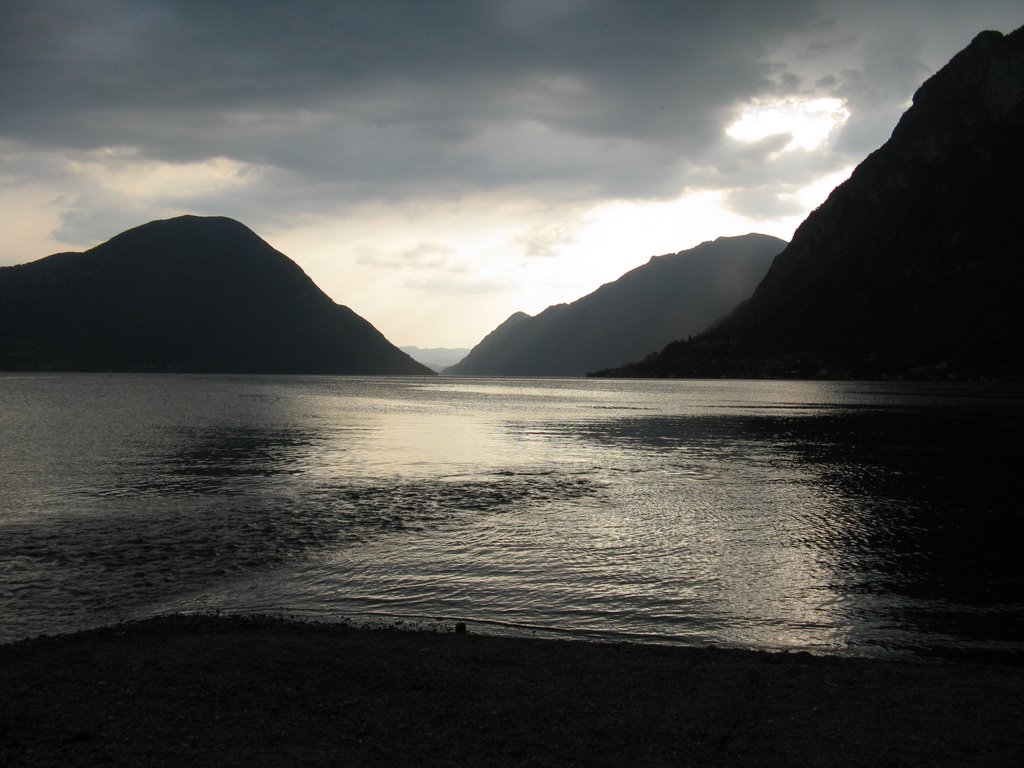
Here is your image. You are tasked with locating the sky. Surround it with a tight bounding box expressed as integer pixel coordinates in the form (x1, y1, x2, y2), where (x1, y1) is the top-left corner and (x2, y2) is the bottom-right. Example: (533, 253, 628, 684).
(2, 2, 1020, 348)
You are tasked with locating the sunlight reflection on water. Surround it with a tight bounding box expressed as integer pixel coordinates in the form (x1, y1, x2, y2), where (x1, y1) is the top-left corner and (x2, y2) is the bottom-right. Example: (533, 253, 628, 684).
(1, 374, 1021, 658)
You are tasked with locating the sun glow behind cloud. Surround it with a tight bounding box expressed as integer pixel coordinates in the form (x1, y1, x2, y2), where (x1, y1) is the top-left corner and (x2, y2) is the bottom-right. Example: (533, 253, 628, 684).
(727, 98, 851, 152)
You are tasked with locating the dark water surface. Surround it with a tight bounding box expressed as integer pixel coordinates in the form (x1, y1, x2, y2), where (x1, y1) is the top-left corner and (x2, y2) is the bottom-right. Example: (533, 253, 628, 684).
(1, 374, 1021, 658)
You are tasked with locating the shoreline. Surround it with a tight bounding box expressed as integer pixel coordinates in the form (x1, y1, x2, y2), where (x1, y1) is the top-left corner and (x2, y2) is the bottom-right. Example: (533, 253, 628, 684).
(8, 607, 1024, 667)
(2, 614, 1022, 767)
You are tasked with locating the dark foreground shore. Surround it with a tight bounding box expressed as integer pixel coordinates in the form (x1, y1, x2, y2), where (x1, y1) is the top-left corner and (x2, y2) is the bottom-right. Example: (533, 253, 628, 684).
(2, 615, 1022, 767)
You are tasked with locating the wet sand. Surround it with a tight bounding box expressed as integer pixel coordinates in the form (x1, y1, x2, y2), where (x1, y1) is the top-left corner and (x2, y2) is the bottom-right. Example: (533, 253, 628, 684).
(1, 614, 1021, 767)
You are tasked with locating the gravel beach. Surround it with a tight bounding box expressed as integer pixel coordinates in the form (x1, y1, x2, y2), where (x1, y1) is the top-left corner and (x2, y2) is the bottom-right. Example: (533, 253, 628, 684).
(2, 614, 1022, 767)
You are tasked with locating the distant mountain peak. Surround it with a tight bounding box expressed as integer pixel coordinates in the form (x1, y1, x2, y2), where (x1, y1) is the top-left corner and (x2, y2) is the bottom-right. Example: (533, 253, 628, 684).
(446, 233, 784, 376)
(400, 345, 471, 372)
(502, 311, 533, 324)
(104, 214, 258, 243)
(0, 215, 432, 375)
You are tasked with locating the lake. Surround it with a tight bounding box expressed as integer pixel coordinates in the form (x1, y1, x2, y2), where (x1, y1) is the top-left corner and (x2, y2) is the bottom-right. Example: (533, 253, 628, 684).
(1, 374, 1021, 659)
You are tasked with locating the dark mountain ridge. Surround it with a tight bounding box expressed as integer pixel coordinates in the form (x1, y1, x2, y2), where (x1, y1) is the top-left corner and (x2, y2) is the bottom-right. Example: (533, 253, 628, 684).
(0, 215, 432, 375)
(445, 234, 785, 376)
(599, 27, 1024, 381)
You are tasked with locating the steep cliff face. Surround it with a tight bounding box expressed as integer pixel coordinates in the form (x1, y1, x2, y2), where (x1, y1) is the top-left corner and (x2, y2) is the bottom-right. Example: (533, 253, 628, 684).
(606, 27, 1024, 380)
(0, 216, 432, 375)
(446, 235, 784, 376)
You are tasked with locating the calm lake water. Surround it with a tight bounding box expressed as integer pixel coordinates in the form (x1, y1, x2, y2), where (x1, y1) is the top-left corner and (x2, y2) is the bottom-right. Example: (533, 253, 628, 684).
(1, 374, 1021, 658)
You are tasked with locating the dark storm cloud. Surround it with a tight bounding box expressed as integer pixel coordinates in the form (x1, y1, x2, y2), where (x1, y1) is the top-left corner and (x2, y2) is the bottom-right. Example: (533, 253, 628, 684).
(2, 0, 1021, 242)
(1, 0, 817, 195)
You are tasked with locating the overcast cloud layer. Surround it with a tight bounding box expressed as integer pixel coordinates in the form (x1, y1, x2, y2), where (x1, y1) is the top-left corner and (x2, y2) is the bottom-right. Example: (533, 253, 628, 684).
(2, 1, 1020, 346)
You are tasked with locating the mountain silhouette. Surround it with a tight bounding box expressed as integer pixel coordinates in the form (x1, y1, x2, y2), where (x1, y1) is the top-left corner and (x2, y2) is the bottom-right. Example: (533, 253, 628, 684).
(598, 27, 1024, 380)
(0, 216, 432, 375)
(399, 346, 471, 372)
(445, 234, 784, 376)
